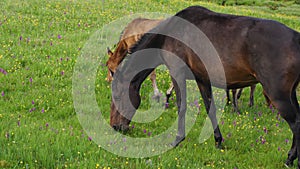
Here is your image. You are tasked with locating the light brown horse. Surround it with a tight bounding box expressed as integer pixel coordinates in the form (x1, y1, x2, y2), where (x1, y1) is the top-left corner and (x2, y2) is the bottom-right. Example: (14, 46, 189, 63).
(106, 18, 163, 101)
(111, 6, 300, 167)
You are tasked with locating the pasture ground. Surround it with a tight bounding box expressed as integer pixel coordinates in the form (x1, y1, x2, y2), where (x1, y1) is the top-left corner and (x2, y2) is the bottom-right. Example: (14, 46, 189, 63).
(0, 0, 300, 168)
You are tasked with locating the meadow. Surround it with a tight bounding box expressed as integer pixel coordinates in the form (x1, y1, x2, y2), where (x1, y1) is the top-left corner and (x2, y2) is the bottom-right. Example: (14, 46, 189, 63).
(0, 0, 300, 168)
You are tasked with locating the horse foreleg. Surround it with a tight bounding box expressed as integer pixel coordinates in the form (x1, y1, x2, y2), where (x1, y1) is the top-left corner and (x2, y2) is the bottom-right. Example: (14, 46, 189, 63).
(263, 90, 272, 107)
(197, 80, 223, 148)
(149, 71, 161, 102)
(170, 76, 186, 147)
(285, 135, 297, 167)
(265, 88, 299, 167)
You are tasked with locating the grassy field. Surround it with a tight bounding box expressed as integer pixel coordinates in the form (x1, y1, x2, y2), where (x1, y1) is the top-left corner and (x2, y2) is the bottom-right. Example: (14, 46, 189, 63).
(1, 0, 300, 168)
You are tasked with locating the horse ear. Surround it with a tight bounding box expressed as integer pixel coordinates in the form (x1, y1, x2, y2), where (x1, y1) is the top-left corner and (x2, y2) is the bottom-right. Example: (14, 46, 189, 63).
(107, 47, 113, 56)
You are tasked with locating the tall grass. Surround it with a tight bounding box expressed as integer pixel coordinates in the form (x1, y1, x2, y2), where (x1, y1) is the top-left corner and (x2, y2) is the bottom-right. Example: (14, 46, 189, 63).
(0, 0, 299, 168)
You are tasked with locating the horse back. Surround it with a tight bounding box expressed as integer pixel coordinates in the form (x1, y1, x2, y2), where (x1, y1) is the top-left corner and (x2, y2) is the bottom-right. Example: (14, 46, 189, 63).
(173, 6, 300, 88)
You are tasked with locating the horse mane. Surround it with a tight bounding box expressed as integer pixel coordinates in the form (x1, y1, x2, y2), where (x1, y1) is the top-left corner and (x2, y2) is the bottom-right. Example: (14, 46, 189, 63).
(128, 33, 154, 54)
(129, 18, 171, 54)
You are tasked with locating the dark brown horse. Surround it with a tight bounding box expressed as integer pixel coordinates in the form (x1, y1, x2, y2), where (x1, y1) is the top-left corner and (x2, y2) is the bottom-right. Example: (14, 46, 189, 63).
(106, 17, 257, 109)
(110, 6, 300, 167)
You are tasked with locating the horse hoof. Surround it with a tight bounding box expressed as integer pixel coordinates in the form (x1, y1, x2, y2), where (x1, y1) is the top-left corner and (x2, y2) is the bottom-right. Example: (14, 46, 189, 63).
(171, 136, 185, 147)
(215, 142, 223, 149)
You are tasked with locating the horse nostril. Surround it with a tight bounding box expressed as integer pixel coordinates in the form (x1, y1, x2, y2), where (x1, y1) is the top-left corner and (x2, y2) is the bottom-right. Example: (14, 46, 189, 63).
(120, 124, 129, 132)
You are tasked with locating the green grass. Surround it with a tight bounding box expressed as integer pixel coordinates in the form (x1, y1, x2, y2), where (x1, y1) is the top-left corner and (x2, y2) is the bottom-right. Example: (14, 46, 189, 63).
(0, 0, 300, 168)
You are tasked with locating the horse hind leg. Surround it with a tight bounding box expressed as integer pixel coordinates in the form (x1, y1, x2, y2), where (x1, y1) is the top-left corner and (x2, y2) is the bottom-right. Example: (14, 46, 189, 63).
(248, 84, 256, 107)
(231, 89, 239, 112)
(226, 89, 231, 105)
(165, 82, 174, 108)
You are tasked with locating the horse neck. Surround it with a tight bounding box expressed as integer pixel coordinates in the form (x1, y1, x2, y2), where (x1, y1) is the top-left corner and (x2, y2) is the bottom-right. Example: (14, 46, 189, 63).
(131, 68, 155, 91)
(113, 40, 128, 65)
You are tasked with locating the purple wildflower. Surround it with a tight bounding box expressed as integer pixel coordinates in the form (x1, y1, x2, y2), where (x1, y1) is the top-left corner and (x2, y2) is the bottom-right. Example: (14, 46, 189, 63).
(148, 132, 152, 136)
(258, 112, 262, 117)
(263, 127, 268, 134)
(143, 129, 147, 133)
(1, 91, 4, 97)
(61, 71, 64, 75)
(165, 102, 169, 108)
(58, 34, 61, 39)
(19, 36, 23, 41)
(278, 147, 281, 151)
(131, 124, 135, 129)
(29, 107, 36, 112)
(261, 138, 266, 144)
(285, 139, 289, 144)
(0, 68, 7, 75)
(17, 120, 20, 126)
(32, 100, 35, 104)
(41, 108, 45, 113)
(233, 120, 236, 127)
(88, 136, 92, 141)
(50, 41, 53, 46)
(269, 105, 273, 109)
(123, 137, 126, 142)
(46, 123, 49, 127)
(29, 77, 33, 84)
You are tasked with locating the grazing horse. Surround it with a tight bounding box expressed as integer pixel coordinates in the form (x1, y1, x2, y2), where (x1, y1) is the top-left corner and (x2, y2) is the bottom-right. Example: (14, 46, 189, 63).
(110, 6, 300, 167)
(106, 17, 253, 109)
(106, 18, 163, 101)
